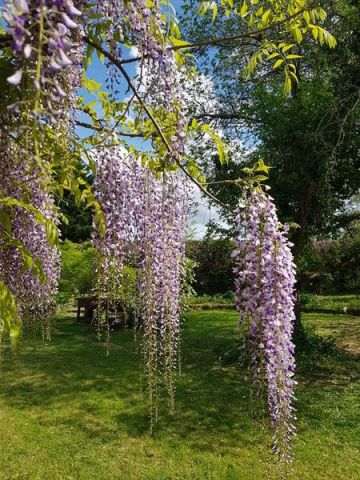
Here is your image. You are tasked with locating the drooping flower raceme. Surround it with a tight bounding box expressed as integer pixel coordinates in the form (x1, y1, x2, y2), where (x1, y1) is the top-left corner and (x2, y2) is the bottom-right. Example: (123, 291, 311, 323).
(96, 0, 164, 98)
(100, 0, 164, 63)
(93, 145, 189, 428)
(92, 145, 143, 331)
(1, 1, 82, 340)
(3, 0, 83, 120)
(137, 172, 189, 428)
(97, 0, 187, 158)
(0, 137, 60, 333)
(233, 189, 297, 463)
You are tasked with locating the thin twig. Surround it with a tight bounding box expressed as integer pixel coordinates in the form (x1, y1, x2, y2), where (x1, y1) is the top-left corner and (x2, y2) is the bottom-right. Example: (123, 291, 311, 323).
(202, 179, 246, 186)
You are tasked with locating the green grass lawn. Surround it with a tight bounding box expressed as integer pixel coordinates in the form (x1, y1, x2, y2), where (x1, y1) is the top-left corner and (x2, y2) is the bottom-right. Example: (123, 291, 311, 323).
(0, 311, 359, 480)
(304, 313, 360, 355)
(303, 294, 360, 311)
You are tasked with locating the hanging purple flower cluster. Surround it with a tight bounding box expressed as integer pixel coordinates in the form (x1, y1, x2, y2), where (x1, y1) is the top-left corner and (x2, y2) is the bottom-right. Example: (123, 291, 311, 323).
(97, 0, 187, 158)
(233, 189, 297, 463)
(0, 1, 83, 339)
(95, 0, 163, 96)
(92, 146, 143, 319)
(3, 0, 83, 119)
(93, 145, 189, 427)
(137, 172, 189, 427)
(144, 50, 187, 158)
(100, 0, 163, 61)
(0, 137, 60, 330)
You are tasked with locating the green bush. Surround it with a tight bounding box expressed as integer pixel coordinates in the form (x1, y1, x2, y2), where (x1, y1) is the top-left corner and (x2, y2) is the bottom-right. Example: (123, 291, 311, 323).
(300, 293, 319, 307)
(58, 240, 96, 304)
(186, 239, 235, 295)
(298, 228, 360, 294)
(188, 293, 235, 305)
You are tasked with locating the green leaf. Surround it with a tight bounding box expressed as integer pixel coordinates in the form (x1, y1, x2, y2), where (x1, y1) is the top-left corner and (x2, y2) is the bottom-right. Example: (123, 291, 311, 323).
(284, 76, 292, 94)
(267, 52, 280, 60)
(262, 9, 271, 24)
(281, 44, 295, 53)
(82, 77, 102, 94)
(256, 175, 268, 181)
(240, 2, 248, 17)
(201, 125, 228, 165)
(212, 4, 218, 21)
(169, 37, 191, 48)
(273, 58, 285, 69)
(303, 11, 310, 24)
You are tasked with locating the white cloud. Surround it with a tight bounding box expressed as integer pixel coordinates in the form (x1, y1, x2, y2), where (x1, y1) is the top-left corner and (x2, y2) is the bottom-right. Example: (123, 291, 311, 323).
(128, 46, 139, 58)
(189, 185, 229, 239)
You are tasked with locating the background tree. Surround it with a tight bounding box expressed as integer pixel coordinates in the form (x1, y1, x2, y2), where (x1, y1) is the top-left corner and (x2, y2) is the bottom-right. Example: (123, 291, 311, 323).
(186, 239, 235, 295)
(182, 0, 360, 252)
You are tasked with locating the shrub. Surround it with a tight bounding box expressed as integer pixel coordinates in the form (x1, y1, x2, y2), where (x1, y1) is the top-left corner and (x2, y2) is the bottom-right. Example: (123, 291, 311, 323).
(58, 240, 96, 304)
(186, 239, 235, 295)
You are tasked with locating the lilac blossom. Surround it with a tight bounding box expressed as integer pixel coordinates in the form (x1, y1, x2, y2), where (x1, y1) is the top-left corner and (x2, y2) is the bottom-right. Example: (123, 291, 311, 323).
(137, 172, 189, 426)
(92, 146, 143, 316)
(233, 189, 297, 463)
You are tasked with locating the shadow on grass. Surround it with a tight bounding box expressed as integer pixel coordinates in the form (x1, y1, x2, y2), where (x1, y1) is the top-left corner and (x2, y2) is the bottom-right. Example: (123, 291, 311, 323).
(296, 326, 360, 382)
(0, 310, 359, 453)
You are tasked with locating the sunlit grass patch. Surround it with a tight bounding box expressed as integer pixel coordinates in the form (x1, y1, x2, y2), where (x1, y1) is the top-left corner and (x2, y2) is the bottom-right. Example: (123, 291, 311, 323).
(0, 311, 358, 479)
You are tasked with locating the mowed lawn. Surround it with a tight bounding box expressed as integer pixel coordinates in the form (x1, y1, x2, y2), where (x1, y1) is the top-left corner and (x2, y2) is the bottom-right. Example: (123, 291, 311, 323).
(305, 294, 360, 311)
(0, 311, 359, 480)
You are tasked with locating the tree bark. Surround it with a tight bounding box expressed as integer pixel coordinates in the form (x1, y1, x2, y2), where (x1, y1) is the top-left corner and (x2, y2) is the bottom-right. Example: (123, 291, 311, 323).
(292, 181, 316, 347)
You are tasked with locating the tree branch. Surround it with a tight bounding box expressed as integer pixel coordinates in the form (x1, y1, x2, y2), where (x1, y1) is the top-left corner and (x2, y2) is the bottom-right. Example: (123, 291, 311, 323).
(119, 9, 305, 65)
(84, 36, 229, 210)
(76, 120, 145, 137)
(202, 179, 246, 186)
(194, 112, 246, 121)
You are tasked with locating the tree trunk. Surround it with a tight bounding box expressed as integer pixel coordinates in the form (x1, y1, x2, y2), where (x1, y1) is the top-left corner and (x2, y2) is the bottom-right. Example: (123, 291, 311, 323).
(292, 181, 316, 347)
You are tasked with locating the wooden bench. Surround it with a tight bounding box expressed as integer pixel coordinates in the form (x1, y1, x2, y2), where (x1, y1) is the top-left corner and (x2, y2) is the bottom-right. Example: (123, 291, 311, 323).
(76, 296, 98, 323)
(76, 297, 135, 328)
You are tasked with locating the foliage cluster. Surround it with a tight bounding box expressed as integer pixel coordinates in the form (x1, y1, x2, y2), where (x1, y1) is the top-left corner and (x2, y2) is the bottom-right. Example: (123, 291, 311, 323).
(186, 239, 235, 295)
(0, 0, 342, 464)
(0, 0, 338, 341)
(182, 0, 360, 259)
(300, 293, 360, 311)
(58, 240, 96, 304)
(298, 227, 360, 294)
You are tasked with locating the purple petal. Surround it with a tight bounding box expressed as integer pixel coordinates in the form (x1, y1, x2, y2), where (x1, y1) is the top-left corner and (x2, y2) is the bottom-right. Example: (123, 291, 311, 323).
(14, 0, 29, 14)
(65, 0, 82, 17)
(7, 70, 23, 85)
(50, 58, 62, 71)
(61, 13, 78, 29)
(55, 84, 67, 97)
(13, 38, 24, 51)
(56, 49, 72, 67)
(61, 38, 73, 51)
(57, 23, 68, 36)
